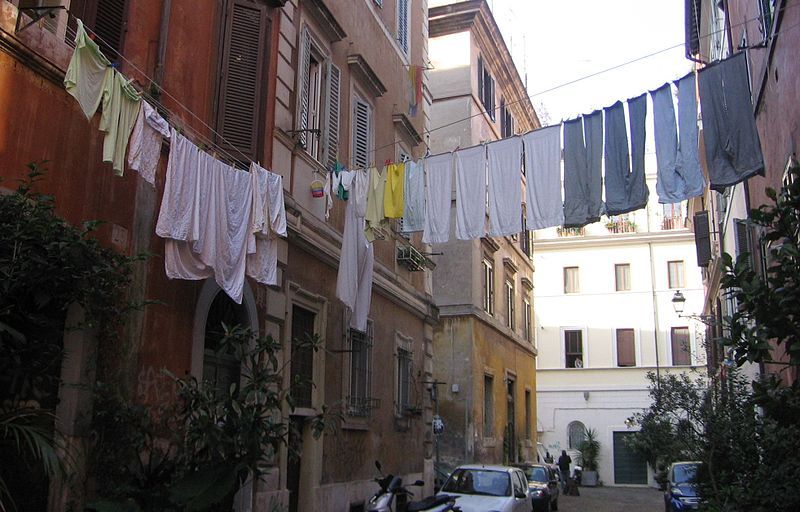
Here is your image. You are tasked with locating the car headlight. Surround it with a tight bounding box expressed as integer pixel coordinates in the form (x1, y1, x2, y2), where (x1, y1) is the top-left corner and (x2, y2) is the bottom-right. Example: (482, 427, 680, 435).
(671, 487, 684, 496)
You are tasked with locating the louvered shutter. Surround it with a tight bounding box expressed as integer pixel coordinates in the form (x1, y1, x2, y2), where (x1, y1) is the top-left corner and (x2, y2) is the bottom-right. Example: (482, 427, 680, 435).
(397, 0, 409, 54)
(352, 98, 371, 169)
(216, 0, 268, 162)
(296, 27, 312, 149)
(94, 0, 128, 57)
(477, 56, 484, 103)
(735, 219, 753, 268)
(322, 63, 341, 169)
(693, 211, 712, 267)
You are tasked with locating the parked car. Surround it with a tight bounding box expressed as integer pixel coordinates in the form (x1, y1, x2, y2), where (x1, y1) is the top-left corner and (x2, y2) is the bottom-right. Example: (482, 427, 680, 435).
(437, 464, 532, 512)
(664, 461, 702, 511)
(512, 463, 559, 511)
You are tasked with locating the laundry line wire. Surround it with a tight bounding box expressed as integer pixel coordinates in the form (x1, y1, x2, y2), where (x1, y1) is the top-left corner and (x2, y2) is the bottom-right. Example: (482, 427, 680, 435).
(51, 6, 799, 174)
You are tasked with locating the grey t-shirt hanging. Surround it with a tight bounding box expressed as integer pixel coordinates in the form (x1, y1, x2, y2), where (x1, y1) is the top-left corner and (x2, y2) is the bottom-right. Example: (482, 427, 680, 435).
(698, 52, 764, 191)
(604, 99, 649, 216)
(563, 112, 604, 227)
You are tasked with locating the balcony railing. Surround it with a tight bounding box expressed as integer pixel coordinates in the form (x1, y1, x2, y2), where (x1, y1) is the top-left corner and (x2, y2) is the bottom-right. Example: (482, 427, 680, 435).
(662, 215, 685, 230)
(347, 396, 380, 417)
(557, 226, 585, 237)
(605, 219, 637, 234)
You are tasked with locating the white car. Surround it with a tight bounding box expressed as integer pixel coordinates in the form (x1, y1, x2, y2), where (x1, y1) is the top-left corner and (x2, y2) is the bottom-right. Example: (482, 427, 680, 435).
(436, 464, 532, 512)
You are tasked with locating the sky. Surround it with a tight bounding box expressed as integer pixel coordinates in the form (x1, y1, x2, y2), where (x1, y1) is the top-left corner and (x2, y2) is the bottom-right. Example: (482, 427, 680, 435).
(487, 0, 693, 124)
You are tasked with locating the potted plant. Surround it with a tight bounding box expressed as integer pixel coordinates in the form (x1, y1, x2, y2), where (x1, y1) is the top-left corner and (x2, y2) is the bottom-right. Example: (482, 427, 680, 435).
(579, 427, 601, 486)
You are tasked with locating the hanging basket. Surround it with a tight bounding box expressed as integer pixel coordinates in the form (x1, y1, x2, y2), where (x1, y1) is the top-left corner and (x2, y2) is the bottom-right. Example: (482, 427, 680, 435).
(310, 178, 325, 198)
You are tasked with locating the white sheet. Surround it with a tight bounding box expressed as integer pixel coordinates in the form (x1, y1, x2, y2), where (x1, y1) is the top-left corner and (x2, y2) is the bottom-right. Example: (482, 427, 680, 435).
(422, 153, 454, 245)
(455, 146, 487, 240)
(487, 136, 523, 237)
(523, 126, 564, 229)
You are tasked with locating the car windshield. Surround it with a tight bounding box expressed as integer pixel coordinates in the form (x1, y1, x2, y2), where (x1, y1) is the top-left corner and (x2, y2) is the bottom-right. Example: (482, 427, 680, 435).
(523, 467, 549, 483)
(673, 464, 699, 484)
(441, 468, 511, 497)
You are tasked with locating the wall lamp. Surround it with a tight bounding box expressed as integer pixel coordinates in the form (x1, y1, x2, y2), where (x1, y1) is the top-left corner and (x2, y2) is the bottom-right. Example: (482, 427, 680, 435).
(671, 290, 718, 326)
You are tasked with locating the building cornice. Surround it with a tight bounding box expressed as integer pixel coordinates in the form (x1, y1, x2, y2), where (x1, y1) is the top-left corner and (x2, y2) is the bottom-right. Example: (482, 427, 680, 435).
(304, 0, 347, 42)
(393, 113, 423, 146)
(347, 54, 387, 97)
(533, 230, 696, 250)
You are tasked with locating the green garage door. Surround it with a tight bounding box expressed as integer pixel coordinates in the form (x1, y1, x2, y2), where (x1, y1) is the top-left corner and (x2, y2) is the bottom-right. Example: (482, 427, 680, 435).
(613, 431, 648, 484)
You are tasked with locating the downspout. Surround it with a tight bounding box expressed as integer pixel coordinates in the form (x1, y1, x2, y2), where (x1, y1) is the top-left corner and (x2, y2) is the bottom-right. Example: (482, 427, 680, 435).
(153, 0, 172, 88)
(648, 242, 662, 385)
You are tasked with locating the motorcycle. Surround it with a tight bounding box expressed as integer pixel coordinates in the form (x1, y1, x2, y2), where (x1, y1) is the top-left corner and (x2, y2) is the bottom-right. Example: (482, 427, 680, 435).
(366, 461, 461, 512)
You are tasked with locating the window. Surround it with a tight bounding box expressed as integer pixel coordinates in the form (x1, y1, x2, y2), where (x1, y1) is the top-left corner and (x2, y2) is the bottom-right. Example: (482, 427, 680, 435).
(505, 279, 515, 329)
(211, 0, 272, 162)
(396, 0, 410, 55)
(662, 202, 683, 230)
(352, 92, 373, 169)
(500, 98, 514, 137)
(615, 263, 631, 291)
(482, 258, 495, 315)
(563, 266, 579, 294)
(616, 328, 636, 367)
(290, 305, 316, 408)
(67, 0, 129, 58)
(568, 421, 586, 449)
(395, 336, 413, 416)
(523, 298, 532, 343)
(671, 327, 691, 366)
(564, 329, 583, 368)
(524, 389, 531, 440)
(477, 56, 495, 120)
(735, 219, 753, 269)
(297, 27, 341, 167)
(520, 211, 531, 257)
(202, 290, 248, 394)
(483, 374, 494, 436)
(667, 260, 685, 289)
(348, 323, 373, 417)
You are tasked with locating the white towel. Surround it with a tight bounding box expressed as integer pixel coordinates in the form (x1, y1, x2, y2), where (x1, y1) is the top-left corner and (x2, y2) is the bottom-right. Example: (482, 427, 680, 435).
(336, 199, 374, 332)
(455, 146, 487, 240)
(155, 129, 199, 241)
(422, 153, 454, 245)
(523, 126, 564, 230)
(353, 168, 370, 219)
(402, 160, 425, 232)
(127, 101, 170, 186)
(488, 137, 523, 237)
(246, 164, 287, 287)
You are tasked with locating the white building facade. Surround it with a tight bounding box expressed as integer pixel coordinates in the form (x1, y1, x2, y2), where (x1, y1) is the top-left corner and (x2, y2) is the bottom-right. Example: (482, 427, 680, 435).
(533, 168, 706, 487)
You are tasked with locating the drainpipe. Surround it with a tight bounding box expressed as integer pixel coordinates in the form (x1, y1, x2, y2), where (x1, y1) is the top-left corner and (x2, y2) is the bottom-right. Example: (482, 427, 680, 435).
(153, 0, 172, 87)
(648, 242, 662, 386)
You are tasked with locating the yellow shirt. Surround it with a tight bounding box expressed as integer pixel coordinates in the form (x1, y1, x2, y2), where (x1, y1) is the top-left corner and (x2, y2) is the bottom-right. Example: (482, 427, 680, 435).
(365, 166, 388, 242)
(383, 162, 405, 218)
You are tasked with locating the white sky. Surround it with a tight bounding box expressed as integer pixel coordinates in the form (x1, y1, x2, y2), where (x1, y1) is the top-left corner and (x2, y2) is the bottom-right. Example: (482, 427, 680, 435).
(487, 0, 693, 124)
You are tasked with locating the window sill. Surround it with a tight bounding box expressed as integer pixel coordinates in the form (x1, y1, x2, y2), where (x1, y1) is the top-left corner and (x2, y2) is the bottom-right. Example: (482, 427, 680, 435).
(341, 416, 371, 431)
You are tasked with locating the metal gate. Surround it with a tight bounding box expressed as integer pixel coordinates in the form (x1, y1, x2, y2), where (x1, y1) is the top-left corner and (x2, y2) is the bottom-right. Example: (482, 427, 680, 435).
(613, 431, 648, 484)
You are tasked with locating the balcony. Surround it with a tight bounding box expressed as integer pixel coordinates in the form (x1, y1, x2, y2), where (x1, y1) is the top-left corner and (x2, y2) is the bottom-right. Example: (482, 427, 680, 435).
(556, 226, 585, 237)
(605, 218, 637, 234)
(662, 215, 685, 230)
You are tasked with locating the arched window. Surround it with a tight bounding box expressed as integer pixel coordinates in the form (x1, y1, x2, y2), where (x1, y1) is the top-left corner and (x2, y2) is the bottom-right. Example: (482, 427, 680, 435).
(202, 289, 249, 393)
(568, 421, 586, 450)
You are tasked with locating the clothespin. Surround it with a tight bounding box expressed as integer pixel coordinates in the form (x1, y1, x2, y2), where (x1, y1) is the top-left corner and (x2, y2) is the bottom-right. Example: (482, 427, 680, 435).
(424, 146, 431, 158)
(452, 145, 460, 153)
(384, 159, 393, 166)
(401, 154, 410, 163)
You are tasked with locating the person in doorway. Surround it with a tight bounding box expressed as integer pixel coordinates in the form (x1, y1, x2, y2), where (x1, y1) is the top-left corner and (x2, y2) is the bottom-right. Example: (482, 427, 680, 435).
(558, 450, 572, 491)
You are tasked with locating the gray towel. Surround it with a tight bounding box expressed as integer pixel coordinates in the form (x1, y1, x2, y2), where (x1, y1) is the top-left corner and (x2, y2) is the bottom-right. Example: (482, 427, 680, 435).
(698, 52, 764, 191)
(563, 112, 604, 227)
(604, 100, 649, 215)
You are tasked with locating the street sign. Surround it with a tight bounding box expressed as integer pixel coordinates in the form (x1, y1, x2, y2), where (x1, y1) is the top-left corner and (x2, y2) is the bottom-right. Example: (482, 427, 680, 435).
(432, 415, 444, 436)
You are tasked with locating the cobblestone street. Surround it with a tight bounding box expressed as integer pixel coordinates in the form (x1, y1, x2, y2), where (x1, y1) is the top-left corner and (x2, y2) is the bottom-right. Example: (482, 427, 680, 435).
(556, 486, 664, 512)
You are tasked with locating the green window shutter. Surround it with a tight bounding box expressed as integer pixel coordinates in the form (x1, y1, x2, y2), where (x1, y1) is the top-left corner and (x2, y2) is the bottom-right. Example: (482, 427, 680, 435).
(216, 0, 269, 162)
(323, 63, 341, 168)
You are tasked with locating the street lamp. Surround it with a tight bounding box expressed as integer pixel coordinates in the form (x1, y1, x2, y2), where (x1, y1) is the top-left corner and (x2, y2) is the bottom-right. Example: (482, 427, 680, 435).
(671, 290, 717, 326)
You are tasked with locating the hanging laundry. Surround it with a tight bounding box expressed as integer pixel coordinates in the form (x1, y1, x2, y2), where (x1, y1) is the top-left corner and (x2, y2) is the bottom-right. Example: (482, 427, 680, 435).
(247, 164, 286, 287)
(402, 159, 425, 233)
(698, 53, 764, 191)
(422, 153, 454, 245)
(156, 129, 199, 241)
(332, 165, 355, 201)
(99, 69, 142, 175)
(628, 93, 649, 210)
(127, 101, 170, 186)
(487, 136, 523, 237)
(523, 125, 564, 230)
(365, 166, 388, 242)
(324, 170, 334, 219)
(563, 112, 603, 227)
(652, 79, 704, 202)
(353, 168, 370, 219)
(384, 162, 405, 218)
(336, 189, 374, 332)
(676, 73, 704, 194)
(64, 19, 111, 120)
(455, 146, 487, 240)
(604, 100, 648, 215)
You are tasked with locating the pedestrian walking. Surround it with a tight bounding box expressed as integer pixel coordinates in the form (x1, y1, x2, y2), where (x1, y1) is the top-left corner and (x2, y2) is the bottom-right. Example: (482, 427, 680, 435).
(558, 450, 572, 491)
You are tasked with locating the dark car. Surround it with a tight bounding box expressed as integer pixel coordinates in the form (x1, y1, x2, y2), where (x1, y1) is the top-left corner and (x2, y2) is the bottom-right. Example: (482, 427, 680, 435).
(512, 463, 559, 512)
(664, 461, 701, 511)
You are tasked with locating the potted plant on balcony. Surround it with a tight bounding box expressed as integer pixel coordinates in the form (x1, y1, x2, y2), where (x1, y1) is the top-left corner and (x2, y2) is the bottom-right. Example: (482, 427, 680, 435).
(579, 427, 601, 486)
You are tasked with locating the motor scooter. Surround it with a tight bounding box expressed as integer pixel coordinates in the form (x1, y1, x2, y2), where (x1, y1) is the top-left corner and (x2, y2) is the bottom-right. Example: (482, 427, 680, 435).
(365, 461, 460, 512)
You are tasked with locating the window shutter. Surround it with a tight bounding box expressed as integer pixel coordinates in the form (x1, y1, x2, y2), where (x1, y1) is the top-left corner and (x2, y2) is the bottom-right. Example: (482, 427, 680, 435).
(94, 0, 128, 57)
(735, 219, 753, 268)
(352, 98, 370, 169)
(323, 63, 341, 168)
(477, 56, 484, 103)
(397, 0, 409, 54)
(216, 0, 268, 161)
(693, 211, 712, 267)
(296, 27, 312, 149)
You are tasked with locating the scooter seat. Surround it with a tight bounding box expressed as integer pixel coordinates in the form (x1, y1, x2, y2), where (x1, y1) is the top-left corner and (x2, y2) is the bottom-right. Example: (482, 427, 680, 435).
(406, 494, 455, 511)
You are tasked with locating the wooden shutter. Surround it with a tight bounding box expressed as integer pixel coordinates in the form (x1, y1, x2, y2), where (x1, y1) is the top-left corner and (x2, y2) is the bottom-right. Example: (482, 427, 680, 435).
(671, 327, 691, 366)
(296, 27, 312, 149)
(94, 0, 128, 57)
(216, 0, 268, 162)
(477, 56, 484, 104)
(322, 63, 341, 169)
(397, 0, 409, 54)
(352, 97, 371, 168)
(693, 211, 712, 267)
(616, 329, 635, 367)
(735, 219, 753, 268)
